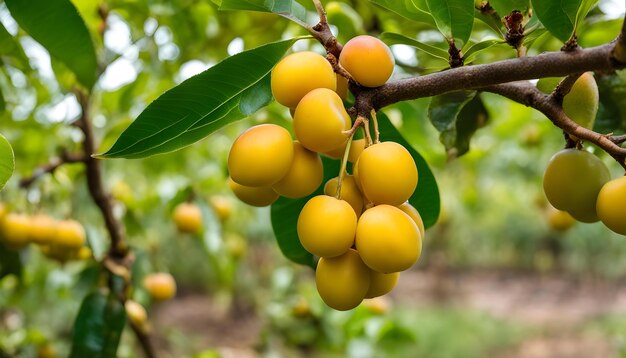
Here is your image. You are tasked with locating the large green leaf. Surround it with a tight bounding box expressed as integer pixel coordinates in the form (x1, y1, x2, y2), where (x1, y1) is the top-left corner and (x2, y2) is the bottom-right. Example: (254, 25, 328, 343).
(5, 0, 97, 88)
(99, 38, 300, 159)
(530, 0, 594, 42)
(69, 291, 126, 358)
(489, 0, 530, 16)
(368, 0, 437, 27)
(0, 134, 14, 191)
(429, 91, 488, 158)
(219, 0, 308, 27)
(379, 32, 449, 61)
(424, 0, 474, 47)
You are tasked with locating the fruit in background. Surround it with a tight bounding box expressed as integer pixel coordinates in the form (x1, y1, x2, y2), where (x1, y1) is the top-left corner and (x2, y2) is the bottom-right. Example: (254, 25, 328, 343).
(37, 343, 57, 358)
(29, 214, 57, 245)
(316, 249, 370, 311)
(366, 271, 399, 298)
(323, 175, 364, 217)
(357, 142, 418, 206)
(228, 124, 294, 187)
(273, 141, 324, 198)
(291, 297, 311, 318)
(125, 300, 148, 327)
(55, 220, 86, 248)
(546, 205, 576, 231)
(173, 202, 203, 234)
(339, 35, 394, 87)
(397, 202, 425, 238)
(596, 176, 626, 235)
(356, 205, 421, 273)
(228, 178, 279, 207)
(543, 149, 610, 223)
(362, 296, 391, 315)
(77, 246, 92, 260)
(293, 88, 351, 153)
(224, 233, 247, 259)
(143, 272, 177, 301)
(1, 213, 31, 249)
(209, 195, 232, 222)
(271, 51, 336, 108)
(297, 195, 357, 258)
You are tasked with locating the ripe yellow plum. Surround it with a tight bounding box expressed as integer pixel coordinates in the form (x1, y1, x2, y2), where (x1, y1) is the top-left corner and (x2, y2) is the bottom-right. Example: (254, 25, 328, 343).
(357, 142, 418, 206)
(546, 205, 576, 231)
(1, 213, 31, 249)
(543, 149, 609, 223)
(336, 74, 349, 100)
(143, 272, 177, 301)
(365, 271, 399, 298)
(228, 177, 279, 207)
(209, 195, 232, 222)
(29, 214, 57, 245)
(397, 202, 425, 238)
(356, 205, 421, 273)
(271, 51, 336, 108)
(55, 220, 86, 248)
(339, 35, 394, 87)
(537, 73, 599, 130)
(293, 88, 351, 153)
(172, 202, 202, 234)
(125, 300, 148, 327)
(315, 249, 370, 311)
(228, 124, 293, 187)
(323, 175, 364, 217)
(273, 141, 324, 198)
(297, 195, 357, 258)
(596, 176, 626, 235)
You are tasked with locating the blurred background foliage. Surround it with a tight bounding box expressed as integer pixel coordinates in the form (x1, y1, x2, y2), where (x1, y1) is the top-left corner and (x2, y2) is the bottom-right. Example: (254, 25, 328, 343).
(1, 0, 626, 357)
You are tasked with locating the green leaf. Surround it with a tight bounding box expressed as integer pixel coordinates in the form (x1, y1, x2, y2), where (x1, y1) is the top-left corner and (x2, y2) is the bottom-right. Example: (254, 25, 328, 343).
(99, 38, 300, 159)
(595, 72, 626, 134)
(530, 0, 584, 42)
(379, 32, 449, 61)
(377, 112, 440, 228)
(69, 292, 126, 358)
(368, 0, 437, 27)
(271, 157, 341, 268)
(0, 21, 30, 72)
(0, 134, 15, 191)
(0, 241, 22, 280)
(239, 73, 272, 116)
(424, 0, 474, 47)
(463, 39, 505, 64)
(5, 0, 97, 88)
(219, 0, 309, 27)
(489, 0, 530, 16)
(0, 87, 5, 113)
(429, 91, 488, 158)
(574, 0, 599, 33)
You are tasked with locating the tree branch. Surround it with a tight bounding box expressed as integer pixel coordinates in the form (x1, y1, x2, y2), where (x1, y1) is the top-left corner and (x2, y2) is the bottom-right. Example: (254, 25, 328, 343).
(19, 151, 86, 188)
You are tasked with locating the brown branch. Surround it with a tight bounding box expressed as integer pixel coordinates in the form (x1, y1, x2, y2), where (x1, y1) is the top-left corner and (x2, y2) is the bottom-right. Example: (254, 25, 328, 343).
(551, 73, 583, 102)
(19, 151, 86, 188)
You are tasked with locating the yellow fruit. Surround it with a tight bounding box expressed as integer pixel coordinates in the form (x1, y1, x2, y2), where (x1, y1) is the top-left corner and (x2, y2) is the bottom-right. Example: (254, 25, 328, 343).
(292, 297, 311, 318)
(546, 205, 576, 231)
(29, 214, 57, 245)
(339, 35, 394, 87)
(336, 74, 349, 100)
(1, 213, 31, 249)
(271, 51, 336, 108)
(228, 177, 279, 207)
(537, 73, 598, 130)
(273, 141, 324, 198)
(0, 204, 7, 220)
(55, 220, 86, 248)
(228, 124, 294, 187)
(348, 139, 366, 163)
(37, 343, 57, 358)
(293, 88, 351, 153)
(357, 142, 418, 206)
(316, 249, 370, 311)
(362, 296, 391, 314)
(596, 176, 626, 235)
(172, 202, 202, 234)
(224, 233, 247, 259)
(297, 195, 357, 258)
(356, 205, 421, 273)
(365, 271, 399, 298)
(397, 202, 425, 238)
(125, 300, 148, 327)
(209, 195, 232, 222)
(323, 175, 364, 217)
(143, 272, 177, 301)
(77, 246, 92, 260)
(543, 149, 609, 223)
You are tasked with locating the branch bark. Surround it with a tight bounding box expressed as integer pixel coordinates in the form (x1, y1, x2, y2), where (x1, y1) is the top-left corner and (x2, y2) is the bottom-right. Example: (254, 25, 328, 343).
(19, 151, 86, 188)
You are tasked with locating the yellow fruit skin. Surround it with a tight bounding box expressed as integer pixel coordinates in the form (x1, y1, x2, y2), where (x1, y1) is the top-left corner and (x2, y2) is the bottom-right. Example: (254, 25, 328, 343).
(323, 175, 364, 217)
(56, 220, 86, 248)
(173, 202, 203, 234)
(143, 272, 177, 301)
(37, 344, 57, 358)
(29, 214, 57, 245)
(228, 177, 279, 207)
(1, 213, 31, 249)
(543, 149, 609, 223)
(316, 249, 370, 311)
(596, 176, 626, 236)
(356, 205, 421, 273)
(297, 195, 357, 258)
(546, 205, 576, 232)
(365, 271, 399, 298)
(339, 35, 394, 87)
(362, 296, 391, 314)
(398, 202, 425, 239)
(537, 73, 598, 130)
(273, 141, 324, 198)
(357, 142, 418, 206)
(228, 124, 294, 187)
(294, 88, 351, 153)
(125, 300, 148, 327)
(271, 51, 336, 108)
(323, 138, 365, 162)
(209, 195, 232, 222)
(336, 74, 349, 100)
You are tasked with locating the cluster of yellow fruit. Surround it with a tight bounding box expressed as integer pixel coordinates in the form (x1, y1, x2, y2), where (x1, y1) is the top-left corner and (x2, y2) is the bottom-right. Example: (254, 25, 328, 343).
(543, 148, 626, 236)
(0, 204, 91, 263)
(227, 36, 425, 310)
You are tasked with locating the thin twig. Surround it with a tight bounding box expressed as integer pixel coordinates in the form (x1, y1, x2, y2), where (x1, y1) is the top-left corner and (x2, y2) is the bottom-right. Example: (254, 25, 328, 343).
(371, 109, 380, 144)
(19, 152, 86, 188)
(551, 73, 583, 102)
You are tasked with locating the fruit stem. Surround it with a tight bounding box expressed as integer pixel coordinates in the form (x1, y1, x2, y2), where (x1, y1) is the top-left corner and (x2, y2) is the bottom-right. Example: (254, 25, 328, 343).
(363, 117, 373, 147)
(371, 109, 380, 144)
(335, 132, 355, 199)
